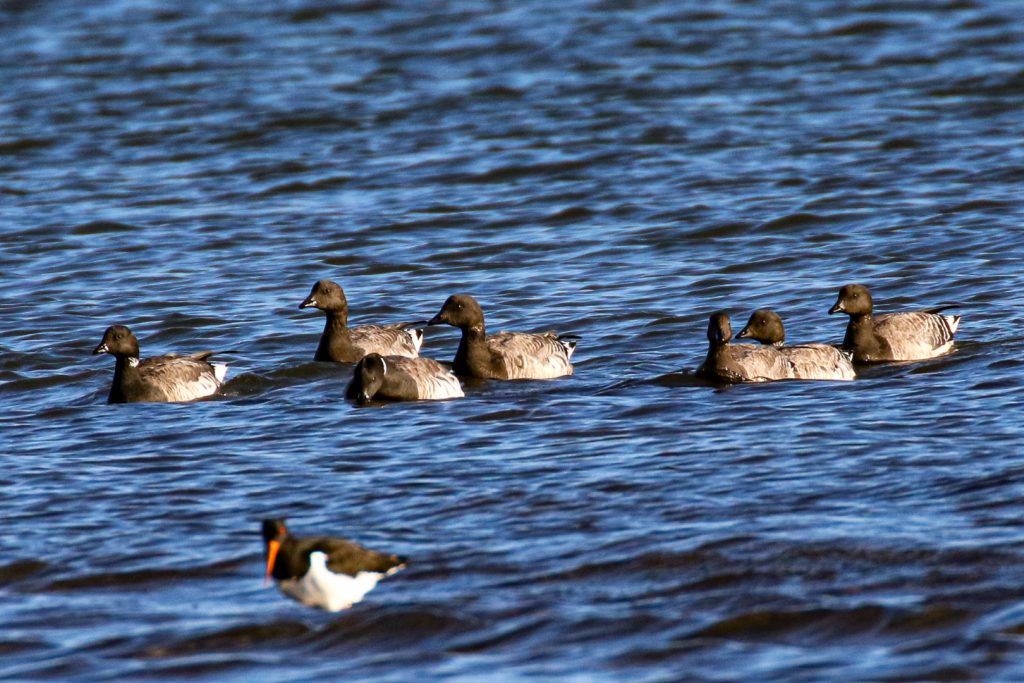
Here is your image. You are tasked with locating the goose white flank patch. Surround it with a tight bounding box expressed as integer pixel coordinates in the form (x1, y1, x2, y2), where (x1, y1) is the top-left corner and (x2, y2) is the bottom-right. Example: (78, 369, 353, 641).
(427, 294, 576, 380)
(92, 325, 227, 403)
(346, 353, 464, 403)
(736, 309, 856, 381)
(261, 518, 406, 612)
(828, 284, 960, 362)
(698, 311, 796, 383)
(299, 279, 423, 363)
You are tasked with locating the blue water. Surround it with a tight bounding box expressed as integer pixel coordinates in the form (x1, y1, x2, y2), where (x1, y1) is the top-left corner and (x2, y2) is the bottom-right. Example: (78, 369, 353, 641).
(3, 0, 1024, 679)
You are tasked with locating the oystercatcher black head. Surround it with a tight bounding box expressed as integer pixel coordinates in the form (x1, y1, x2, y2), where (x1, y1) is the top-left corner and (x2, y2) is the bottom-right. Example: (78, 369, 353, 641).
(262, 518, 288, 582)
(260, 517, 406, 612)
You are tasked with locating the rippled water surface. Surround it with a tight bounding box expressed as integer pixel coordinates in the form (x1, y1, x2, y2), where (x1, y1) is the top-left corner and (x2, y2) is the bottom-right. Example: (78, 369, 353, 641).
(4, 0, 1024, 679)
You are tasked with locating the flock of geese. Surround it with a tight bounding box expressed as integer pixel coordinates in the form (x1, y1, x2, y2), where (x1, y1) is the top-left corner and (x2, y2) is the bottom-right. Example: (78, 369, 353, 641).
(91, 279, 961, 610)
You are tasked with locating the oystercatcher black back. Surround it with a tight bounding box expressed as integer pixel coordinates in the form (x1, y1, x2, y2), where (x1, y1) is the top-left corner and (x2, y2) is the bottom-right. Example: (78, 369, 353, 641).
(261, 518, 406, 612)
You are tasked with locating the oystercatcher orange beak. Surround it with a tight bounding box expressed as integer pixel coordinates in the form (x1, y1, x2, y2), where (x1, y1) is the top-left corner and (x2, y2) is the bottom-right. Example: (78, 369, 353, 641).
(264, 539, 281, 586)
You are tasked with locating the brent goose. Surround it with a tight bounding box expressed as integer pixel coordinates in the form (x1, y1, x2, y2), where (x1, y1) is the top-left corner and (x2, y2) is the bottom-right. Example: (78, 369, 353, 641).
(346, 353, 464, 403)
(299, 279, 423, 363)
(736, 309, 856, 381)
(262, 518, 406, 612)
(92, 325, 227, 403)
(428, 294, 575, 379)
(698, 311, 795, 382)
(828, 284, 960, 362)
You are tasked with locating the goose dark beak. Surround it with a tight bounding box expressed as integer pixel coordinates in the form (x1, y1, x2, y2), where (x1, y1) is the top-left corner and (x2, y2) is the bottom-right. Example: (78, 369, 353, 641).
(93, 343, 108, 355)
(299, 296, 317, 309)
(427, 313, 446, 326)
(735, 326, 751, 339)
(828, 302, 844, 315)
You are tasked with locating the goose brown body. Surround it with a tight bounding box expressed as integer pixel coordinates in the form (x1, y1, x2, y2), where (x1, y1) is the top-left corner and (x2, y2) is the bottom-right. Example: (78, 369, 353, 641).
(428, 294, 575, 380)
(346, 354, 464, 402)
(828, 284, 959, 363)
(699, 312, 795, 382)
(300, 279, 422, 363)
(92, 325, 227, 403)
(736, 309, 856, 381)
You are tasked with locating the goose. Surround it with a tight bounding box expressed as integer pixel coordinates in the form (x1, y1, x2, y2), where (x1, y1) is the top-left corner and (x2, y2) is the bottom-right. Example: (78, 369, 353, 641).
(346, 353, 464, 402)
(828, 284, 960, 362)
(299, 279, 423, 363)
(262, 518, 406, 612)
(427, 294, 575, 380)
(698, 312, 795, 382)
(736, 309, 856, 381)
(92, 325, 227, 403)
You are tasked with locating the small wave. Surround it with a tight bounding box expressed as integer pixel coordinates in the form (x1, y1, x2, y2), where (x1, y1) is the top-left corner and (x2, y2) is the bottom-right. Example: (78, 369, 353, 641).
(0, 138, 54, 155)
(307, 606, 479, 653)
(43, 558, 241, 592)
(463, 159, 593, 184)
(138, 621, 311, 659)
(759, 212, 824, 232)
(545, 206, 594, 224)
(0, 559, 49, 586)
(826, 20, 914, 36)
(254, 175, 351, 197)
(879, 137, 921, 150)
(689, 604, 969, 642)
(70, 220, 139, 235)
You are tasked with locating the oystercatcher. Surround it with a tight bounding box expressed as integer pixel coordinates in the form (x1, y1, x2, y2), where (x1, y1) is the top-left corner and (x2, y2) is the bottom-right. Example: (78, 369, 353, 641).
(261, 518, 406, 611)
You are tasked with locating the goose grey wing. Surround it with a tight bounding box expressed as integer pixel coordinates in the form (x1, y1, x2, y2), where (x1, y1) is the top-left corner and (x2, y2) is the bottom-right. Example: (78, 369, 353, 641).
(874, 312, 959, 360)
(350, 325, 421, 358)
(782, 344, 856, 381)
(487, 331, 574, 379)
(386, 356, 463, 399)
(724, 344, 795, 382)
(137, 355, 224, 401)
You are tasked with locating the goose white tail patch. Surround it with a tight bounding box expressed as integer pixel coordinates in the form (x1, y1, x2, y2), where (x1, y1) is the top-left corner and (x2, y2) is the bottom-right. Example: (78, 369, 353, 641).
(408, 329, 424, 353)
(212, 363, 228, 383)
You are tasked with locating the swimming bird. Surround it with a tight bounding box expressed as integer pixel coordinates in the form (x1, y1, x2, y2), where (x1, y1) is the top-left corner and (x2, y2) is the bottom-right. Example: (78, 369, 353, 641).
(698, 311, 795, 382)
(261, 518, 406, 612)
(427, 294, 575, 379)
(736, 309, 856, 381)
(346, 353, 464, 402)
(299, 279, 423, 363)
(828, 284, 960, 362)
(92, 325, 227, 403)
